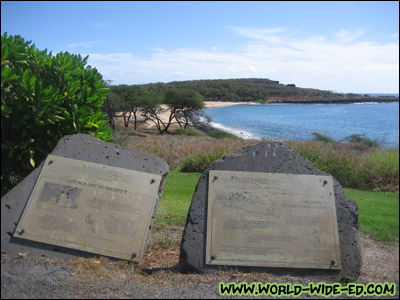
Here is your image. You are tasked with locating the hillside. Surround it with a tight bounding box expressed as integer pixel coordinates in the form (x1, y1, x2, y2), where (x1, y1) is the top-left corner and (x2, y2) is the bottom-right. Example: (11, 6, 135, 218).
(140, 78, 399, 104)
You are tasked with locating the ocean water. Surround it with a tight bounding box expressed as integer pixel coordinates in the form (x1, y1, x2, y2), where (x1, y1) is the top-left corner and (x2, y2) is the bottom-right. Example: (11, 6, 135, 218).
(203, 102, 399, 148)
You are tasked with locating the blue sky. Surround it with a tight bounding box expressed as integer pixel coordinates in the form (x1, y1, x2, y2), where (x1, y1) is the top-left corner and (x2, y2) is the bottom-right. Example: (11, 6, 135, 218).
(2, 1, 399, 93)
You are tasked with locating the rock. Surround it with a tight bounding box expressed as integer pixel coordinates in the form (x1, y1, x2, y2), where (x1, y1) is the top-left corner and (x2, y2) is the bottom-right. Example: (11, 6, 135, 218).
(178, 142, 362, 280)
(1, 134, 169, 261)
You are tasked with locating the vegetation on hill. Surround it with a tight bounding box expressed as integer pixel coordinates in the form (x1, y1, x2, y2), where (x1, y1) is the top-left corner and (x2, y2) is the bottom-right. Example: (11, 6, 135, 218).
(139, 78, 399, 103)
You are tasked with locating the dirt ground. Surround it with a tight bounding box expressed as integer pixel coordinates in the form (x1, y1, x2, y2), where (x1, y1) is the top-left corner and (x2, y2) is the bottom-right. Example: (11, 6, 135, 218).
(1, 235, 398, 299)
(357, 237, 399, 285)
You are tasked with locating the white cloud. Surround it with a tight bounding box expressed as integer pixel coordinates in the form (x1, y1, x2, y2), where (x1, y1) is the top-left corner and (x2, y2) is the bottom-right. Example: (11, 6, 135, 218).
(87, 26, 399, 93)
(89, 53, 135, 62)
(365, 64, 399, 71)
(229, 26, 286, 43)
(334, 29, 365, 43)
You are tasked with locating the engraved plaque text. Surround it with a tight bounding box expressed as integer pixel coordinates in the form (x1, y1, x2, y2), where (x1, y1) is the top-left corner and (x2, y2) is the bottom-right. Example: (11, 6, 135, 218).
(15, 155, 161, 262)
(206, 170, 341, 269)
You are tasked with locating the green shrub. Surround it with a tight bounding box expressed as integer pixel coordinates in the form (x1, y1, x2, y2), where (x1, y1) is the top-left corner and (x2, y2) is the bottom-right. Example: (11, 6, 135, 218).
(180, 151, 224, 173)
(208, 130, 239, 139)
(1, 33, 112, 195)
(312, 132, 337, 144)
(174, 128, 204, 137)
(344, 134, 380, 148)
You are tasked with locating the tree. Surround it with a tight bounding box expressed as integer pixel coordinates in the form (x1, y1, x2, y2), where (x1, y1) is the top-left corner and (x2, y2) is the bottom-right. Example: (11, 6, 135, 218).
(165, 89, 204, 129)
(140, 88, 204, 134)
(139, 93, 169, 133)
(110, 85, 148, 129)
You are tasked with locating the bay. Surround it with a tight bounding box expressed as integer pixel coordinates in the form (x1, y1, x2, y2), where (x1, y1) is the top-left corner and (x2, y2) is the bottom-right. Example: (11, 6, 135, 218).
(203, 102, 399, 148)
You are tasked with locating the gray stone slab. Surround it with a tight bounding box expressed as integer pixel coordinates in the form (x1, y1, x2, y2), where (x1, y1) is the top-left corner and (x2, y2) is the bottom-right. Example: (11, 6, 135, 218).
(178, 142, 362, 280)
(1, 134, 169, 262)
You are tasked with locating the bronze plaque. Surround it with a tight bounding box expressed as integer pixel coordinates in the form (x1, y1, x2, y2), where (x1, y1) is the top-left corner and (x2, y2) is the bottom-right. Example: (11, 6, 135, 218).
(15, 155, 161, 262)
(206, 170, 341, 269)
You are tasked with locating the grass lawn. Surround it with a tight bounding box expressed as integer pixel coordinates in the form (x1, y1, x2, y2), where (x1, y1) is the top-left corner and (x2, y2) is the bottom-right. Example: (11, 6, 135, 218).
(343, 188, 399, 244)
(153, 171, 201, 230)
(156, 172, 399, 245)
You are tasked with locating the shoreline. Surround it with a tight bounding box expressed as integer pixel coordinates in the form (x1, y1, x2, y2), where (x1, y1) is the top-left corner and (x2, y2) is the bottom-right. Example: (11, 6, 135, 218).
(191, 101, 261, 140)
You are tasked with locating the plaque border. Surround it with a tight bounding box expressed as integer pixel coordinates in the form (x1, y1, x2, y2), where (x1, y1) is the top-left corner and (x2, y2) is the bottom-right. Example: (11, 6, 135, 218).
(14, 155, 162, 262)
(206, 170, 341, 270)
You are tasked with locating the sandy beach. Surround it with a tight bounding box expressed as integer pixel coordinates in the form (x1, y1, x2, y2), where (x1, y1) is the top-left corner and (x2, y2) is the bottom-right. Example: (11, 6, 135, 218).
(201, 101, 261, 139)
(146, 102, 253, 124)
(117, 101, 259, 138)
(203, 101, 259, 108)
(149, 102, 252, 126)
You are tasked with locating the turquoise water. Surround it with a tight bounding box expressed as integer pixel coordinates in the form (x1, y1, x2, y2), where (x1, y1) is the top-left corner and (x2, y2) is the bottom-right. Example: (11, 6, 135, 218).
(203, 102, 399, 147)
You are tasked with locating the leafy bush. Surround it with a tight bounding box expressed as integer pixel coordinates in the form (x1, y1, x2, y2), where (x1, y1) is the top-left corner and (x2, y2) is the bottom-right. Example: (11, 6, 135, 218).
(313, 132, 381, 150)
(1, 33, 112, 195)
(174, 128, 204, 137)
(180, 151, 225, 173)
(344, 134, 380, 148)
(208, 130, 239, 139)
(312, 132, 337, 144)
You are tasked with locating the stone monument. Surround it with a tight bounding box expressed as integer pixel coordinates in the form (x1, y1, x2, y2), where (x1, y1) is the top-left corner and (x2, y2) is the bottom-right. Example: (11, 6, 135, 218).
(178, 142, 362, 280)
(1, 134, 169, 264)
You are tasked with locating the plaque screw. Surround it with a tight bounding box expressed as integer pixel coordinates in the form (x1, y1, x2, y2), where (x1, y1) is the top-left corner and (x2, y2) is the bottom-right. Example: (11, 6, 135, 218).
(211, 255, 217, 260)
(330, 260, 337, 267)
(213, 176, 218, 182)
(17, 229, 25, 235)
(150, 179, 156, 184)
(48, 160, 53, 165)
(131, 253, 137, 259)
(322, 180, 328, 187)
